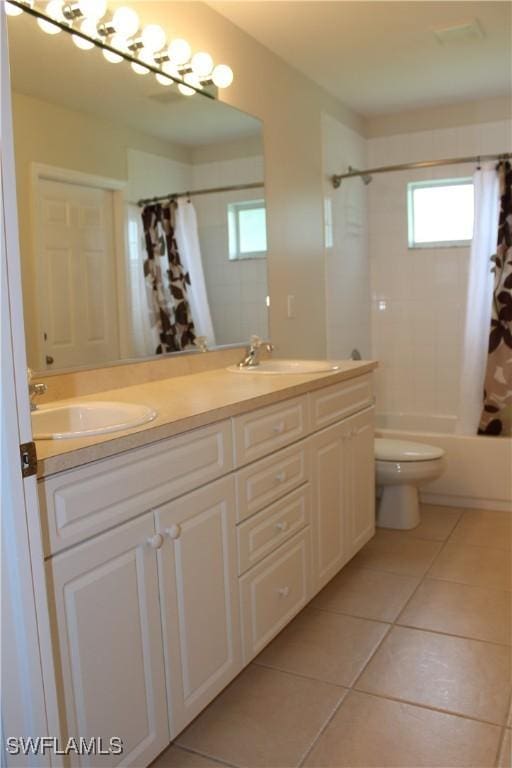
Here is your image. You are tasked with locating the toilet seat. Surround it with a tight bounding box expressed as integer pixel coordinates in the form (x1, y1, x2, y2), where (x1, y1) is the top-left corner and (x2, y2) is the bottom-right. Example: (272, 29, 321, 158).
(375, 438, 444, 462)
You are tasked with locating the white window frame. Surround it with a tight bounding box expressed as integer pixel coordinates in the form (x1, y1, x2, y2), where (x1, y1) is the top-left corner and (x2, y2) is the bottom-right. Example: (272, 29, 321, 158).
(407, 177, 473, 249)
(228, 199, 267, 260)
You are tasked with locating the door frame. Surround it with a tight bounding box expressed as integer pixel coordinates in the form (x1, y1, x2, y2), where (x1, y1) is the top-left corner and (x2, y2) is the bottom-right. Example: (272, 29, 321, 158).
(30, 163, 128, 369)
(1, 7, 62, 765)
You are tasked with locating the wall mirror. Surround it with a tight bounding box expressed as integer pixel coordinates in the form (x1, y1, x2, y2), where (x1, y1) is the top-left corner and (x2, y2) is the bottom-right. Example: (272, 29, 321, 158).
(7, 9, 268, 373)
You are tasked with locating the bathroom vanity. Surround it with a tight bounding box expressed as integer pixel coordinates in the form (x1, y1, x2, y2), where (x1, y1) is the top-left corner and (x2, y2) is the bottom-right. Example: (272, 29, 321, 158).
(37, 362, 376, 767)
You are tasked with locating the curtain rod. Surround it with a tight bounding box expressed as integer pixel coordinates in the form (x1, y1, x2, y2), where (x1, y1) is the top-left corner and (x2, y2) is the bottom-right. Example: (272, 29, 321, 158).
(137, 182, 264, 207)
(331, 152, 512, 188)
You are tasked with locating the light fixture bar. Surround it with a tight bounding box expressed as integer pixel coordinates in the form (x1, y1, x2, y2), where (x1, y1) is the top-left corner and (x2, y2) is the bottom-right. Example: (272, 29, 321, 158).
(7, 0, 215, 98)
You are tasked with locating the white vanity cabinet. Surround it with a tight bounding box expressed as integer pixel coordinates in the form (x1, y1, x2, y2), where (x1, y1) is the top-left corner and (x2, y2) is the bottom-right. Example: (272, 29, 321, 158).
(154, 476, 242, 737)
(39, 371, 375, 766)
(48, 512, 169, 767)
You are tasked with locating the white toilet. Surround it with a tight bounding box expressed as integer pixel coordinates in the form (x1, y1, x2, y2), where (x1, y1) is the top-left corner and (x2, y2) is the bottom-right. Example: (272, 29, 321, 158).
(375, 438, 446, 529)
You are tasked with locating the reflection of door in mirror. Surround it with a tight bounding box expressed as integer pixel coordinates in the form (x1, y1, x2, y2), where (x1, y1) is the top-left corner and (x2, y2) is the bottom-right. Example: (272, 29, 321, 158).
(37, 177, 119, 370)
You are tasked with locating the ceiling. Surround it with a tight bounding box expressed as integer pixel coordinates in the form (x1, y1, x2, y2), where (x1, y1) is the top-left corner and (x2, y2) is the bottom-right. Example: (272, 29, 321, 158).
(208, 1, 512, 116)
(7, 12, 261, 148)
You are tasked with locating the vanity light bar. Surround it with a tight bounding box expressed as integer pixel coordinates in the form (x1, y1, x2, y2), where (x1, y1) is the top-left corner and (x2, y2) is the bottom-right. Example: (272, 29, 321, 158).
(6, 0, 234, 95)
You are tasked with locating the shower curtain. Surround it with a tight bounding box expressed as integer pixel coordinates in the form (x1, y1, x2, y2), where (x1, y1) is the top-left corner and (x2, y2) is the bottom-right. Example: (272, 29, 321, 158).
(175, 199, 216, 347)
(457, 164, 500, 434)
(141, 201, 196, 354)
(479, 161, 512, 436)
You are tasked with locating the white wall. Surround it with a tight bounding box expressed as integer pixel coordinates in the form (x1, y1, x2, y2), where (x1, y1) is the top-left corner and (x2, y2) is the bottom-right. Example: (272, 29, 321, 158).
(322, 113, 370, 360)
(368, 118, 512, 418)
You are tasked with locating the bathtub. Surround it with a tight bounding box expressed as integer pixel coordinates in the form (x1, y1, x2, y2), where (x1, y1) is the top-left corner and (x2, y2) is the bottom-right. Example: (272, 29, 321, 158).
(376, 412, 512, 512)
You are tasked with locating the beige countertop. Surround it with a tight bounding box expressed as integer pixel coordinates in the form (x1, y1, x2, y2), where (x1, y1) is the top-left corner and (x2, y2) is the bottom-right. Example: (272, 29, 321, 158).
(35, 360, 377, 479)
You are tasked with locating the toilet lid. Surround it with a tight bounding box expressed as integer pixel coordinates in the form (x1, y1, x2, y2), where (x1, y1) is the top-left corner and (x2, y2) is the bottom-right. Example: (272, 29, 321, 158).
(375, 438, 445, 462)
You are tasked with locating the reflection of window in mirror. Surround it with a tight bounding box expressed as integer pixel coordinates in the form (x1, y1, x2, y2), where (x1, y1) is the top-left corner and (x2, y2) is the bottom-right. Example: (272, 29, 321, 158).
(228, 200, 267, 260)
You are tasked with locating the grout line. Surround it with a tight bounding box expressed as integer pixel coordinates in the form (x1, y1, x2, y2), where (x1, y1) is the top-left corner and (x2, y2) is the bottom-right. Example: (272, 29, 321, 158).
(171, 743, 241, 768)
(297, 689, 349, 768)
(392, 620, 512, 648)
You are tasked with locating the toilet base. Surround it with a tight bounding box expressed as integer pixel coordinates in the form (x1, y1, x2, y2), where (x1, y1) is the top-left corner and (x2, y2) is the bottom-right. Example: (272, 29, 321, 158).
(377, 485, 420, 530)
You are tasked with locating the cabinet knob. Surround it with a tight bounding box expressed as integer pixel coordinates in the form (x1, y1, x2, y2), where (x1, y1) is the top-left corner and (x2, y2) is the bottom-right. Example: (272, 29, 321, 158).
(273, 422, 286, 434)
(275, 471, 286, 483)
(275, 521, 288, 532)
(147, 533, 164, 550)
(165, 524, 182, 540)
(277, 586, 290, 598)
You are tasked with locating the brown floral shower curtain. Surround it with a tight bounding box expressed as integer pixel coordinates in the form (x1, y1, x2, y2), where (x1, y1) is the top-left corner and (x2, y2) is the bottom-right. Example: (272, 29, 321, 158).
(141, 201, 196, 354)
(479, 161, 512, 436)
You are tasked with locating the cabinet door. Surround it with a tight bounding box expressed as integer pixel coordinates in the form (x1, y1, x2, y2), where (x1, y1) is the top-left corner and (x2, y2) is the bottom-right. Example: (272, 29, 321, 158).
(346, 406, 375, 557)
(155, 476, 242, 737)
(310, 422, 349, 593)
(48, 512, 169, 767)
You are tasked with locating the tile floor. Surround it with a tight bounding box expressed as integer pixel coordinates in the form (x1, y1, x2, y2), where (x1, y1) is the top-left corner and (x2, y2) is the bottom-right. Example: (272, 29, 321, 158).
(152, 505, 512, 768)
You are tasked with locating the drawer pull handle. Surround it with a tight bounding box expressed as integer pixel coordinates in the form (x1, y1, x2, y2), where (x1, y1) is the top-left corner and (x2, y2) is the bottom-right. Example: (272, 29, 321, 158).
(275, 521, 288, 532)
(277, 586, 290, 598)
(273, 422, 286, 434)
(275, 471, 286, 483)
(165, 524, 182, 540)
(147, 534, 164, 550)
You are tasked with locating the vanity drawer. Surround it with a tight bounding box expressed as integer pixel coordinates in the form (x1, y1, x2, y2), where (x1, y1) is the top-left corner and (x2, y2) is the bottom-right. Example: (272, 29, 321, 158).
(236, 440, 310, 523)
(233, 395, 308, 467)
(239, 528, 311, 664)
(39, 420, 233, 555)
(309, 374, 373, 431)
(237, 484, 310, 575)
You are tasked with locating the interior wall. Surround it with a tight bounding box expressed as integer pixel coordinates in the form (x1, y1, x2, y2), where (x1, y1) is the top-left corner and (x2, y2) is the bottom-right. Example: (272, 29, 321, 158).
(367, 116, 512, 418)
(322, 113, 370, 360)
(132, 1, 365, 360)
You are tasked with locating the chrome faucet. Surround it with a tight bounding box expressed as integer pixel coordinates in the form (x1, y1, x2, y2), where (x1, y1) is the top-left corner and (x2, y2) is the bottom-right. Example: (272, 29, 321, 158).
(237, 335, 275, 368)
(28, 368, 47, 411)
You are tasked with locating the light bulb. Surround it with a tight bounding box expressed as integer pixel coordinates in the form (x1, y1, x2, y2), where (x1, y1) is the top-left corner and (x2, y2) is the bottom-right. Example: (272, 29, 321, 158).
(141, 24, 166, 53)
(5, 0, 32, 17)
(72, 18, 97, 49)
(211, 64, 233, 88)
(155, 60, 179, 85)
(191, 52, 213, 78)
(112, 6, 139, 38)
(77, 0, 106, 20)
(37, 0, 65, 34)
(167, 38, 191, 66)
(178, 72, 202, 96)
(102, 34, 126, 63)
(131, 49, 153, 75)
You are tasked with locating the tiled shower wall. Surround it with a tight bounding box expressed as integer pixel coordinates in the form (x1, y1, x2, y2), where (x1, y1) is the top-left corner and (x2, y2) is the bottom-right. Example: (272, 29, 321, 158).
(368, 119, 512, 418)
(322, 113, 371, 360)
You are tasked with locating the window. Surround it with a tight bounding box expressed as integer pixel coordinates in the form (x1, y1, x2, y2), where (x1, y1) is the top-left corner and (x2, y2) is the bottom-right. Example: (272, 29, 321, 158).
(407, 179, 474, 248)
(228, 200, 267, 260)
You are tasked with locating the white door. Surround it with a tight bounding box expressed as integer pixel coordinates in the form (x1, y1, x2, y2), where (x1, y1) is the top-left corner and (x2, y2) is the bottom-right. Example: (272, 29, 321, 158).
(155, 476, 242, 737)
(37, 178, 119, 369)
(310, 421, 349, 593)
(346, 407, 376, 557)
(48, 512, 169, 767)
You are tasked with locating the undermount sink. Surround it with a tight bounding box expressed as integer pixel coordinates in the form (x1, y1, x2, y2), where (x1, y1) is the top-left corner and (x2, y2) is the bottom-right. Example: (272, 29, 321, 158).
(227, 359, 341, 375)
(32, 401, 157, 440)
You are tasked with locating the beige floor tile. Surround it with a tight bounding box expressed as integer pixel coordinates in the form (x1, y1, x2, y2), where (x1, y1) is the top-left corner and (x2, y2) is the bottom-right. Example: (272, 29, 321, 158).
(350, 529, 443, 577)
(355, 626, 511, 724)
(397, 578, 512, 645)
(498, 730, 512, 768)
(404, 504, 463, 541)
(311, 564, 420, 622)
(428, 543, 512, 591)
(176, 665, 345, 767)
(254, 607, 389, 686)
(303, 691, 502, 768)
(449, 509, 512, 551)
(150, 746, 228, 768)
